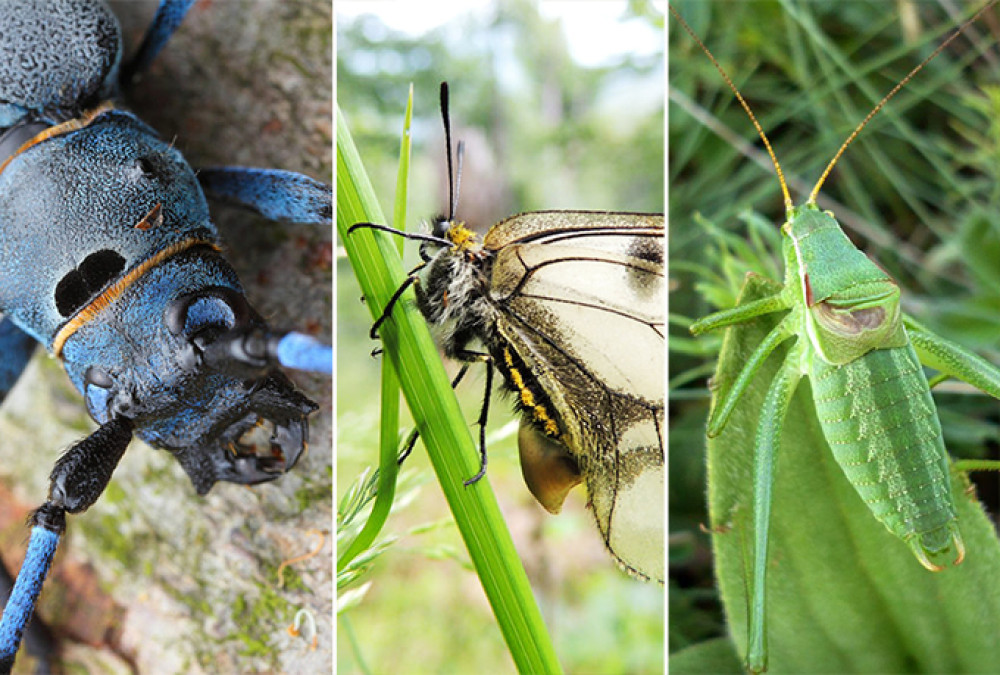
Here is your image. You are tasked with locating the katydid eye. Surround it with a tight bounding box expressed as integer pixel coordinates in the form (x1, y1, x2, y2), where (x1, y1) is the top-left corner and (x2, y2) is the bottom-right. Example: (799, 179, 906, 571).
(815, 302, 886, 334)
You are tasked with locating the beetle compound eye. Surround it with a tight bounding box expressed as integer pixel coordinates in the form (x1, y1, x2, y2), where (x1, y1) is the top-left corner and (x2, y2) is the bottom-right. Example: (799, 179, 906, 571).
(84, 367, 114, 424)
(166, 287, 252, 348)
(185, 297, 236, 339)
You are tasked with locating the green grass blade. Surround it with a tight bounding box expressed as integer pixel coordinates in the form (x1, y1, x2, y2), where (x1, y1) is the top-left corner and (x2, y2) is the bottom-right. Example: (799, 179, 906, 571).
(337, 88, 414, 573)
(336, 105, 562, 674)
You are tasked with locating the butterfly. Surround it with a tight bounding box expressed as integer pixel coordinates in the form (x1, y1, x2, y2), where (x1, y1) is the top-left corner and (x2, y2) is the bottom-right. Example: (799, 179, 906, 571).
(351, 83, 664, 582)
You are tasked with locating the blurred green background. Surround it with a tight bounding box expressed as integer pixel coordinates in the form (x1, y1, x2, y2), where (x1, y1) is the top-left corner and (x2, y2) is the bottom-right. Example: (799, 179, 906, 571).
(337, 1, 664, 673)
(670, 0, 1000, 666)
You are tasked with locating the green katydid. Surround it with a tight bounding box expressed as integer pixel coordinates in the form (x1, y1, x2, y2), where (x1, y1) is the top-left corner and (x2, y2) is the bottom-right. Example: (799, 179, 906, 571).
(671, 1, 1000, 672)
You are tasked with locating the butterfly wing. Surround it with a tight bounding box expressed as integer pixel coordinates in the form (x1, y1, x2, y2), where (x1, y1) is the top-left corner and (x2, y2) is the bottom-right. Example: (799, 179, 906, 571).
(487, 211, 664, 581)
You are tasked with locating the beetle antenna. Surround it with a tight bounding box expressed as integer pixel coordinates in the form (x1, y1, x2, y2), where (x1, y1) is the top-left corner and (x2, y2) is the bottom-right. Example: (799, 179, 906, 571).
(669, 3, 793, 214)
(810, 0, 998, 203)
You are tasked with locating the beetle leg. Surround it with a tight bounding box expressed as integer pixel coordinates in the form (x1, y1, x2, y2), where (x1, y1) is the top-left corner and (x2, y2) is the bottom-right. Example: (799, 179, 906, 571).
(121, 0, 199, 85)
(0, 555, 58, 670)
(49, 417, 134, 514)
(197, 167, 332, 225)
(0, 505, 65, 670)
(0, 318, 36, 407)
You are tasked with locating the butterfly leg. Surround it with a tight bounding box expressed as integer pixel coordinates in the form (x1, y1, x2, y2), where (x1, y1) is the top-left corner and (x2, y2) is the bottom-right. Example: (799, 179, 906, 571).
(367, 275, 420, 340)
(397, 364, 472, 465)
(452, 350, 494, 486)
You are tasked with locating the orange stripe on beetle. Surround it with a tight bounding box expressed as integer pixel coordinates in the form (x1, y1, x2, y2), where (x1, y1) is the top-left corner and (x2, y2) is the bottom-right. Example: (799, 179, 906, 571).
(51, 238, 221, 357)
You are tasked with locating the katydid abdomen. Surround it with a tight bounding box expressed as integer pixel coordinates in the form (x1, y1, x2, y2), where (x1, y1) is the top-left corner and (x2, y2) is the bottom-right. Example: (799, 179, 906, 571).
(811, 342, 961, 568)
(792, 207, 963, 568)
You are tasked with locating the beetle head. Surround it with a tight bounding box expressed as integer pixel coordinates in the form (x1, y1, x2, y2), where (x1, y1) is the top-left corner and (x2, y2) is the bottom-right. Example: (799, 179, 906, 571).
(60, 250, 316, 495)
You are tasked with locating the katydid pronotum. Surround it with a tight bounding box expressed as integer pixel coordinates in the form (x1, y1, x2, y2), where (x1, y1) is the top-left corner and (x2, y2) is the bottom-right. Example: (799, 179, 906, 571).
(672, 1, 1000, 672)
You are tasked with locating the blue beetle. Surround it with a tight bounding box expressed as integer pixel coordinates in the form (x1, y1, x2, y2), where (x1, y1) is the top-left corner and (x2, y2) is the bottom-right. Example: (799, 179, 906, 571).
(0, 0, 331, 669)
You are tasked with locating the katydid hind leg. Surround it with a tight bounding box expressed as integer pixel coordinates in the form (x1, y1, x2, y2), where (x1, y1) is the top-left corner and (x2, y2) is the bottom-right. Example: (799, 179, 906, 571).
(747, 349, 803, 673)
(907, 323, 1000, 507)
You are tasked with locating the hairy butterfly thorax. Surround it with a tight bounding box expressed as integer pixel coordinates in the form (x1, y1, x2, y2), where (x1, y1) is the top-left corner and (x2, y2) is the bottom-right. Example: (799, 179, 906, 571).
(351, 83, 664, 583)
(0, 1, 331, 667)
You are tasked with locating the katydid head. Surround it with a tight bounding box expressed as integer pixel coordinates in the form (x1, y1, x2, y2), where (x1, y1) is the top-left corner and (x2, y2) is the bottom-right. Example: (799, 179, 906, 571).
(783, 206, 907, 365)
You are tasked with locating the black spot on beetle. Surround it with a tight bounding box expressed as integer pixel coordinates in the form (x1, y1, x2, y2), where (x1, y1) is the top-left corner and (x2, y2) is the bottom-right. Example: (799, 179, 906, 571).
(78, 250, 126, 288)
(54, 249, 126, 317)
(55, 270, 89, 317)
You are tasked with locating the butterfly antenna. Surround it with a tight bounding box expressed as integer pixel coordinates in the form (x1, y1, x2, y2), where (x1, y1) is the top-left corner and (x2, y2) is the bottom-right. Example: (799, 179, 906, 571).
(669, 3, 793, 213)
(810, 0, 998, 203)
(440, 82, 458, 222)
(453, 139, 465, 221)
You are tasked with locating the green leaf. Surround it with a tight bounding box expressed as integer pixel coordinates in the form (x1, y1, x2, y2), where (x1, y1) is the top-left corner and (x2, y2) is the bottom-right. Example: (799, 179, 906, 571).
(669, 637, 741, 674)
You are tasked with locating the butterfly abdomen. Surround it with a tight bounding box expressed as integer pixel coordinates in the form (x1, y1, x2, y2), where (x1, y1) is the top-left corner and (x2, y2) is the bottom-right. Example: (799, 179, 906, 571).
(495, 342, 564, 439)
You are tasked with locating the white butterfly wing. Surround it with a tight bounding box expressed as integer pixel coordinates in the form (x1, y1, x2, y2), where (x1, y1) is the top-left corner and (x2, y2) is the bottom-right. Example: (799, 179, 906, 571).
(487, 212, 664, 581)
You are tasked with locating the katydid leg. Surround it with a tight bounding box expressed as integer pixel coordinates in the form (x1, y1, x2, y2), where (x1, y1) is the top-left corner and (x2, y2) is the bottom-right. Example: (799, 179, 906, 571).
(905, 321, 1000, 400)
(747, 345, 803, 673)
(906, 321, 1000, 477)
(708, 317, 796, 437)
(690, 290, 790, 335)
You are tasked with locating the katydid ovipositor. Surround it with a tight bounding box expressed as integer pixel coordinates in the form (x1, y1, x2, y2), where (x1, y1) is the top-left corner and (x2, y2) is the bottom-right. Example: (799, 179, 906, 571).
(671, 1, 1000, 672)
